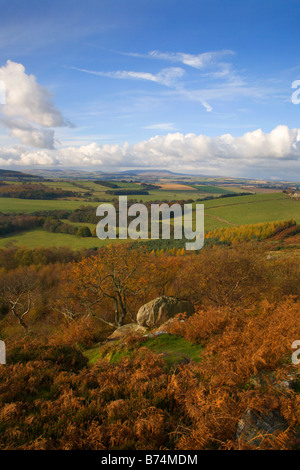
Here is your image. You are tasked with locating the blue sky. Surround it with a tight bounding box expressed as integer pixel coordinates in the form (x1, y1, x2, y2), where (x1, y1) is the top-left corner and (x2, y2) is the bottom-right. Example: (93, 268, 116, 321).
(0, 0, 300, 179)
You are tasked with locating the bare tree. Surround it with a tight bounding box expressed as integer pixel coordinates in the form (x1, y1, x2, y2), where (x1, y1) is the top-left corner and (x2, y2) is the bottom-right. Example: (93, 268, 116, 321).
(0, 267, 39, 331)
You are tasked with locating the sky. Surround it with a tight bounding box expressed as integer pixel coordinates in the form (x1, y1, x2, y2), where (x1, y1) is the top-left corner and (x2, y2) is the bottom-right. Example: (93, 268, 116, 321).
(0, 0, 300, 180)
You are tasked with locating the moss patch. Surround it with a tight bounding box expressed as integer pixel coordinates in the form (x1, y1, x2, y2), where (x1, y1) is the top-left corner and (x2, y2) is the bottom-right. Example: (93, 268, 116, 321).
(85, 333, 203, 369)
(143, 334, 203, 368)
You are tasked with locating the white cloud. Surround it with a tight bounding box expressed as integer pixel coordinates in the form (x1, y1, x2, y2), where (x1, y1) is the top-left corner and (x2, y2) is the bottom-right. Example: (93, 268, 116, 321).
(0, 125, 299, 179)
(124, 49, 238, 85)
(143, 123, 177, 131)
(10, 127, 56, 149)
(69, 65, 185, 87)
(70, 49, 257, 113)
(0, 60, 71, 148)
(147, 50, 235, 71)
(124, 49, 234, 70)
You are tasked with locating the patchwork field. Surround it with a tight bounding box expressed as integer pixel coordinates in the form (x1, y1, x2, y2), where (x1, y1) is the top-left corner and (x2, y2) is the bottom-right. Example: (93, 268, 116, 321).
(0, 188, 299, 249)
(156, 183, 197, 191)
(0, 170, 299, 251)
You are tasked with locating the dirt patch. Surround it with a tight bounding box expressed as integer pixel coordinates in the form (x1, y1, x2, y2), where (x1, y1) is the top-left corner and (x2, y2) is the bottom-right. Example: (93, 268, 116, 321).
(283, 234, 300, 246)
(158, 183, 197, 191)
(269, 225, 300, 241)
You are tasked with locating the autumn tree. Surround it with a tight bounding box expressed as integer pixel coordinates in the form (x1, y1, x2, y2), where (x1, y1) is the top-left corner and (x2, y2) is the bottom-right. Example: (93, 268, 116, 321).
(58, 243, 180, 328)
(176, 244, 268, 308)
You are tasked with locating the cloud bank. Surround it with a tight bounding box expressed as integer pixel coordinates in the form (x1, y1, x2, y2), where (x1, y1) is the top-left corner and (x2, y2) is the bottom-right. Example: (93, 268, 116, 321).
(0, 125, 299, 179)
(0, 60, 71, 149)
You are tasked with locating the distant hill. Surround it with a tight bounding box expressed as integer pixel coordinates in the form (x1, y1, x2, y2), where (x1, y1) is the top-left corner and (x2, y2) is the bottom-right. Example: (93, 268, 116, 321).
(119, 169, 183, 176)
(24, 169, 103, 179)
(5, 167, 298, 186)
(0, 169, 43, 180)
(23, 168, 189, 180)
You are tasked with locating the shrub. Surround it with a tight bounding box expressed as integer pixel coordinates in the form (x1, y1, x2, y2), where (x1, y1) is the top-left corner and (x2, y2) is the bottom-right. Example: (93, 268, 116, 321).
(76, 226, 92, 237)
(7, 343, 88, 372)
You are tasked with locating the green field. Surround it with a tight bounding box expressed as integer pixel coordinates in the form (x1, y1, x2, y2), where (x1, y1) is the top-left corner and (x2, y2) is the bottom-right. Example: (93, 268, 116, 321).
(0, 197, 99, 213)
(192, 185, 233, 194)
(0, 190, 299, 249)
(41, 181, 90, 193)
(204, 192, 300, 228)
(0, 229, 112, 249)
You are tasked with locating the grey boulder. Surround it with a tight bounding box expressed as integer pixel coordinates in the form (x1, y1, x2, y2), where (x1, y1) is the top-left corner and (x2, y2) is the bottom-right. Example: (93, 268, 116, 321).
(137, 295, 194, 328)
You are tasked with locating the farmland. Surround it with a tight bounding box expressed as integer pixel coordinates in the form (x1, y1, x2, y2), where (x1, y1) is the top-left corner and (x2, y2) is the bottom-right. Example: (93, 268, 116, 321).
(0, 229, 110, 249)
(0, 173, 299, 250)
(204, 193, 300, 229)
(0, 197, 94, 213)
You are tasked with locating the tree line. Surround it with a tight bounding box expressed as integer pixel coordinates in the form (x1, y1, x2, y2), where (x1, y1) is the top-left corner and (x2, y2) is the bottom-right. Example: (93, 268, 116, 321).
(0, 183, 80, 200)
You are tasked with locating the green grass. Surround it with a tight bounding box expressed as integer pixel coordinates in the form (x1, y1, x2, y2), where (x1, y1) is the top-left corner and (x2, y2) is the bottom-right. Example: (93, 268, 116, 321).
(41, 181, 89, 193)
(0, 229, 110, 249)
(126, 190, 208, 202)
(204, 191, 285, 207)
(204, 216, 232, 232)
(169, 193, 299, 231)
(204, 193, 300, 226)
(0, 197, 100, 213)
(84, 343, 111, 365)
(143, 334, 203, 368)
(79, 181, 114, 193)
(61, 219, 96, 231)
(113, 181, 144, 189)
(84, 333, 203, 369)
(193, 185, 233, 194)
(84, 340, 133, 365)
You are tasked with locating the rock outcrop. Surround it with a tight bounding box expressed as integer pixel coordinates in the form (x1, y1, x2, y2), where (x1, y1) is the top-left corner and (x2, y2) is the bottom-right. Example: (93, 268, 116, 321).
(236, 370, 300, 448)
(108, 323, 146, 340)
(236, 409, 289, 447)
(136, 296, 194, 328)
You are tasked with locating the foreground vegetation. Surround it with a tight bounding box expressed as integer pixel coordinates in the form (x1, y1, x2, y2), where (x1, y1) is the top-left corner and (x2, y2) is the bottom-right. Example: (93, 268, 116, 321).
(0, 227, 299, 449)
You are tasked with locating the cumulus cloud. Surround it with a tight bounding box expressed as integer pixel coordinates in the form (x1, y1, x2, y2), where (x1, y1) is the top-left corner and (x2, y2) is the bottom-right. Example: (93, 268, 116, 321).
(0, 125, 299, 179)
(10, 127, 56, 149)
(0, 60, 71, 148)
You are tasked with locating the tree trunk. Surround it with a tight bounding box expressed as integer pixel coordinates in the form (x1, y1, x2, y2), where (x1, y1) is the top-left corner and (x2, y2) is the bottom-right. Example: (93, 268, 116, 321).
(116, 293, 126, 327)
